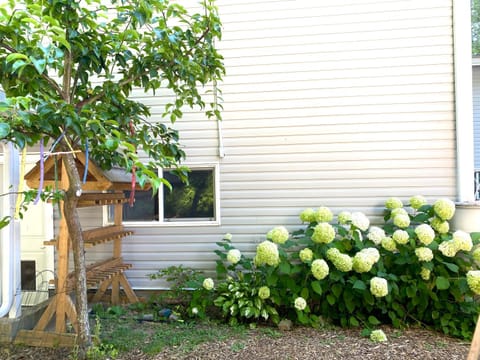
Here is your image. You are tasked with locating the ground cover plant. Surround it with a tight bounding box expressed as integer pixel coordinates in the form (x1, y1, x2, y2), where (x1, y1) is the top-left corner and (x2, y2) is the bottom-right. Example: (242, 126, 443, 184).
(186, 196, 480, 340)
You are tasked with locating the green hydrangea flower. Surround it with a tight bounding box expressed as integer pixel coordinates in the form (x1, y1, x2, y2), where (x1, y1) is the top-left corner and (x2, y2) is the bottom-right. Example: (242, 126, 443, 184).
(438, 240, 457, 257)
(203, 278, 214, 290)
(294, 296, 307, 311)
(299, 248, 313, 263)
(385, 197, 403, 210)
(420, 267, 431, 280)
(414, 224, 435, 245)
(254, 241, 280, 266)
(433, 198, 455, 220)
(227, 249, 241, 264)
(315, 206, 333, 223)
(430, 217, 450, 234)
(452, 230, 473, 252)
(267, 226, 289, 244)
(370, 329, 388, 342)
(311, 259, 329, 280)
(299, 208, 316, 223)
(332, 253, 353, 272)
(258, 286, 270, 300)
(223, 233, 233, 241)
(414, 247, 433, 262)
(312, 222, 336, 243)
(351, 212, 370, 231)
(326, 247, 340, 260)
(367, 226, 385, 245)
(392, 230, 410, 245)
(352, 252, 375, 273)
(370, 277, 388, 297)
(393, 214, 410, 228)
(473, 248, 480, 263)
(381, 237, 397, 252)
(467, 270, 480, 295)
(337, 211, 352, 225)
(391, 207, 408, 218)
(410, 195, 427, 209)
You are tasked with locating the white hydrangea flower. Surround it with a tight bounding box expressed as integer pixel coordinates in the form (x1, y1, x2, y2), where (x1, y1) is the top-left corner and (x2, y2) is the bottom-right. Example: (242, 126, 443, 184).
(326, 247, 340, 261)
(203, 278, 214, 290)
(191, 307, 199, 315)
(351, 212, 370, 231)
(311, 259, 329, 280)
(227, 249, 241, 264)
(433, 198, 456, 221)
(414, 224, 435, 245)
(410, 195, 427, 210)
(299, 248, 314, 263)
(392, 230, 410, 245)
(300, 208, 316, 223)
(414, 247, 434, 262)
(381, 237, 397, 252)
(337, 211, 352, 225)
(223, 233, 233, 240)
(352, 251, 375, 273)
(438, 240, 458, 258)
(430, 217, 450, 234)
(254, 241, 280, 266)
(367, 226, 386, 245)
(315, 206, 333, 223)
(363, 248, 380, 263)
(332, 253, 353, 272)
(385, 197, 403, 210)
(294, 296, 307, 311)
(467, 270, 480, 295)
(393, 214, 410, 229)
(420, 267, 431, 280)
(370, 329, 388, 342)
(258, 286, 270, 300)
(391, 208, 408, 218)
(267, 226, 289, 244)
(452, 230, 473, 252)
(312, 222, 336, 244)
(370, 277, 388, 297)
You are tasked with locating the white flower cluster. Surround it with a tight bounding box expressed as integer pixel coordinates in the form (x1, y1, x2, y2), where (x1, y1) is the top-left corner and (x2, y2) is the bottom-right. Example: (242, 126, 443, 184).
(352, 248, 379, 273)
(337, 211, 352, 225)
(203, 278, 214, 290)
(393, 214, 410, 229)
(385, 197, 403, 210)
(467, 270, 480, 295)
(391, 208, 408, 218)
(438, 240, 457, 258)
(430, 217, 449, 234)
(370, 329, 388, 342)
(351, 212, 370, 231)
(299, 248, 313, 263)
(258, 286, 270, 300)
(433, 198, 455, 221)
(414, 247, 433, 262)
(227, 249, 241, 264)
(315, 206, 333, 222)
(300, 208, 316, 223)
(414, 224, 435, 245)
(311, 259, 329, 280)
(267, 226, 289, 244)
(392, 230, 410, 245)
(294, 296, 307, 311)
(254, 241, 280, 266)
(326, 248, 353, 272)
(381, 237, 397, 252)
(367, 226, 386, 245)
(452, 230, 473, 252)
(420, 267, 431, 280)
(410, 195, 427, 210)
(370, 277, 388, 297)
(312, 222, 336, 244)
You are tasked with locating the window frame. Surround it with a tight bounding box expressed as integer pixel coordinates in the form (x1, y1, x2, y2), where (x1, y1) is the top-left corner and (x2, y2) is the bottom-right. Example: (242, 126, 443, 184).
(113, 163, 221, 227)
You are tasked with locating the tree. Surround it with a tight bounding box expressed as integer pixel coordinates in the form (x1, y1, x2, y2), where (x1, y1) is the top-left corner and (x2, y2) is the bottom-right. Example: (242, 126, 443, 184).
(0, 0, 223, 357)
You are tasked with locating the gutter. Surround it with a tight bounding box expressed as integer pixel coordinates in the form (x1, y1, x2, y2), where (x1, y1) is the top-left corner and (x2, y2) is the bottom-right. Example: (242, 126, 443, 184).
(453, 0, 475, 202)
(0, 142, 21, 318)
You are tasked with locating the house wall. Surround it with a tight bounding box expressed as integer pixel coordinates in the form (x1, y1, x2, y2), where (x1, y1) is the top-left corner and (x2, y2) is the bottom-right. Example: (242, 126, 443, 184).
(473, 65, 480, 170)
(85, 0, 457, 289)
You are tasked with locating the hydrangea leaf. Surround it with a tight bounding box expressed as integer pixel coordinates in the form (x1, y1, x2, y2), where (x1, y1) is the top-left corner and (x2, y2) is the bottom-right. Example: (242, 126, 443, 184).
(436, 276, 450, 290)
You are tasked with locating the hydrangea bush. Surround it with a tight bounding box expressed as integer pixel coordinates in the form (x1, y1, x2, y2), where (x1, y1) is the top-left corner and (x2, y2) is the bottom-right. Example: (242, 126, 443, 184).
(191, 196, 480, 339)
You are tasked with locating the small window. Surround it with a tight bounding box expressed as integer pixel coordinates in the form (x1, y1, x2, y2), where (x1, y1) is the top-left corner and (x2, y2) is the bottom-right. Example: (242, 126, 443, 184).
(121, 165, 219, 225)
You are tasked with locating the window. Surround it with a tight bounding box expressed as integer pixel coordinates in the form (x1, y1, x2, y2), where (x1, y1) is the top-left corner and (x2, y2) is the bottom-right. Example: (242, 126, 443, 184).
(120, 164, 220, 225)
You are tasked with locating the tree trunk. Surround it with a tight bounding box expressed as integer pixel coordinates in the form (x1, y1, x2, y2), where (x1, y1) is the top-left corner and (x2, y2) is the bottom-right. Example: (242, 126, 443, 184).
(62, 151, 91, 358)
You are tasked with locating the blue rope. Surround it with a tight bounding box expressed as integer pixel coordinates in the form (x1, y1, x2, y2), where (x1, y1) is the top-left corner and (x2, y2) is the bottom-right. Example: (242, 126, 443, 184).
(83, 141, 89, 184)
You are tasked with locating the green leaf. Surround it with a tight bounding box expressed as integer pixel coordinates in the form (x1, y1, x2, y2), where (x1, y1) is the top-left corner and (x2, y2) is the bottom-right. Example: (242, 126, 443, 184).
(326, 294, 336, 306)
(368, 315, 381, 325)
(311, 281, 322, 295)
(332, 284, 343, 298)
(6, 53, 28, 62)
(349, 316, 359, 327)
(442, 262, 459, 273)
(0, 123, 10, 138)
(436, 276, 450, 290)
(300, 287, 309, 300)
(352, 280, 366, 291)
(279, 261, 290, 274)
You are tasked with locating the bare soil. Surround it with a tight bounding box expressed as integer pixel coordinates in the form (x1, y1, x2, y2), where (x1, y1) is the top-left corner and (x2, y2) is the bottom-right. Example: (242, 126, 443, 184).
(0, 325, 471, 360)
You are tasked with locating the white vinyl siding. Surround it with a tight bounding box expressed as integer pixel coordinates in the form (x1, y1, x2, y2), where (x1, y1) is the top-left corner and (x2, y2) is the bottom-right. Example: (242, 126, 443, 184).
(473, 65, 480, 169)
(100, 0, 457, 289)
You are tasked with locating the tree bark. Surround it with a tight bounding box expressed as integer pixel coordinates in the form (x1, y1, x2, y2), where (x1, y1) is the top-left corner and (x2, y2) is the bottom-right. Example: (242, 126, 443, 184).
(62, 151, 91, 359)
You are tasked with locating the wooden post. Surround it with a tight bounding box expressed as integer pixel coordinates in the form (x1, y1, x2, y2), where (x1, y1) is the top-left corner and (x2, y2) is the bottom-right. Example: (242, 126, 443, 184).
(468, 314, 480, 360)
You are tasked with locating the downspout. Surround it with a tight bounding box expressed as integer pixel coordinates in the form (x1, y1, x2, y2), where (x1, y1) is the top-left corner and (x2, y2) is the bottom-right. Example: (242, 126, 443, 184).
(0, 142, 21, 318)
(453, 0, 475, 202)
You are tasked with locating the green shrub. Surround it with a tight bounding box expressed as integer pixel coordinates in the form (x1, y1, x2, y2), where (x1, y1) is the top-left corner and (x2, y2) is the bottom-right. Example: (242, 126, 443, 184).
(205, 196, 480, 339)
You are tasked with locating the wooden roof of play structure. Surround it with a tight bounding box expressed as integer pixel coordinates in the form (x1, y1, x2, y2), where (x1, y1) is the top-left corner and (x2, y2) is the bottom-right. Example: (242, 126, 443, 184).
(25, 152, 148, 191)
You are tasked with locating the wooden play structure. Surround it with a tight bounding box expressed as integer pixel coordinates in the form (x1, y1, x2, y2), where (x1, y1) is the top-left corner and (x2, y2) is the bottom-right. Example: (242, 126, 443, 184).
(15, 153, 139, 347)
